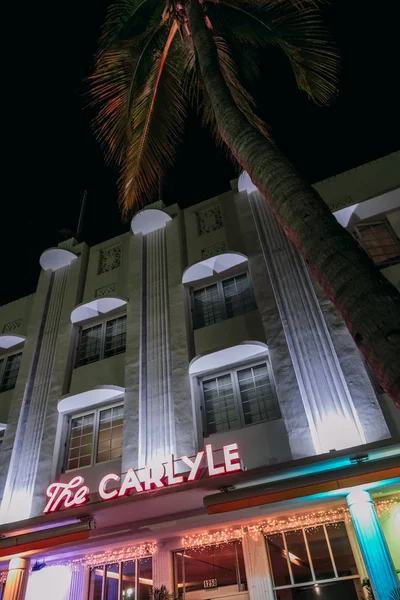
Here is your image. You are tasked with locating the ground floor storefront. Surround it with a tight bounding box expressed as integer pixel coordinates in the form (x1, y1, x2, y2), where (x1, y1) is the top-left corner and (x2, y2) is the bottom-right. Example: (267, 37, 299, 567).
(1, 488, 399, 600)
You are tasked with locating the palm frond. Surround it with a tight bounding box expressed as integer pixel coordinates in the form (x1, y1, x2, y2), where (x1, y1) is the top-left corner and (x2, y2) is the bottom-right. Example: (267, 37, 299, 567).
(119, 22, 187, 214)
(205, 0, 339, 104)
(99, 0, 164, 49)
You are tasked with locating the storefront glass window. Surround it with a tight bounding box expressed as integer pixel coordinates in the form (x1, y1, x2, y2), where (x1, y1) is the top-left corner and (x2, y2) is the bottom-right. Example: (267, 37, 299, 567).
(88, 557, 152, 600)
(265, 522, 361, 600)
(174, 541, 246, 598)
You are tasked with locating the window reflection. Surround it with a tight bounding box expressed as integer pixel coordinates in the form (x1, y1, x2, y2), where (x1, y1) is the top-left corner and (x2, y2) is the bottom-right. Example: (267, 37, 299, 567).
(88, 557, 152, 600)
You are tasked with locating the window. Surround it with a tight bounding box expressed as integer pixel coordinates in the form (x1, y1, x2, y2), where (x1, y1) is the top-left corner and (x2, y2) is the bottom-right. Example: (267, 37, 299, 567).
(76, 316, 126, 367)
(174, 541, 246, 598)
(201, 360, 280, 435)
(266, 522, 361, 599)
(88, 556, 152, 600)
(66, 404, 123, 470)
(0, 429, 4, 452)
(193, 273, 256, 328)
(355, 221, 400, 265)
(0, 353, 22, 393)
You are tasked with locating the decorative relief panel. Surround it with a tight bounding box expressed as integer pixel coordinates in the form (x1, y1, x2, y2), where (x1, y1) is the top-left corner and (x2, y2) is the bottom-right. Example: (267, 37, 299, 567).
(99, 245, 122, 274)
(95, 283, 117, 298)
(2, 319, 22, 333)
(201, 241, 227, 259)
(197, 205, 223, 236)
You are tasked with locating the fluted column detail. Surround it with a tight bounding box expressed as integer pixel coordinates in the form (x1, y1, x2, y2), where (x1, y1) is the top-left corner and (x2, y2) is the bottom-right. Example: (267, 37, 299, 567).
(153, 545, 174, 592)
(249, 191, 365, 453)
(1, 265, 70, 522)
(242, 531, 275, 600)
(139, 227, 175, 466)
(3, 558, 30, 600)
(347, 490, 399, 600)
(68, 566, 86, 600)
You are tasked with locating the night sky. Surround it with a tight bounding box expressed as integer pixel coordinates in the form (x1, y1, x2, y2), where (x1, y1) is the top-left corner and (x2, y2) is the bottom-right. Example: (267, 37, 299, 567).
(1, 0, 398, 305)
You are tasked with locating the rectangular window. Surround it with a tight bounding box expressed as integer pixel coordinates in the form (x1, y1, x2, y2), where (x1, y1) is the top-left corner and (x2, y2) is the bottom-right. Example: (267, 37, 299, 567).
(355, 221, 400, 265)
(66, 404, 123, 471)
(192, 272, 256, 329)
(174, 541, 246, 598)
(201, 360, 280, 435)
(0, 353, 22, 393)
(76, 316, 127, 368)
(265, 522, 361, 599)
(88, 557, 152, 600)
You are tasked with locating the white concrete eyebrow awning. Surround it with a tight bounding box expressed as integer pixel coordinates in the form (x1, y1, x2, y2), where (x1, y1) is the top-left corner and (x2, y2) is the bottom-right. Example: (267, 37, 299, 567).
(39, 248, 77, 271)
(189, 342, 268, 375)
(182, 253, 248, 285)
(0, 335, 25, 352)
(58, 385, 125, 413)
(70, 297, 127, 325)
(131, 209, 172, 235)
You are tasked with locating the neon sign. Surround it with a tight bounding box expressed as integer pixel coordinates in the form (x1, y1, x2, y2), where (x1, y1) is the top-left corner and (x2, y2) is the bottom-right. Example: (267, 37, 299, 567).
(44, 443, 241, 513)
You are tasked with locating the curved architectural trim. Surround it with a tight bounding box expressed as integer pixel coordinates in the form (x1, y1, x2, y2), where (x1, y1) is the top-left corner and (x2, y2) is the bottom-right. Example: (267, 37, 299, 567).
(58, 385, 125, 414)
(189, 341, 268, 375)
(131, 209, 172, 235)
(40, 248, 77, 271)
(238, 172, 257, 194)
(182, 252, 248, 285)
(70, 297, 127, 324)
(0, 334, 25, 351)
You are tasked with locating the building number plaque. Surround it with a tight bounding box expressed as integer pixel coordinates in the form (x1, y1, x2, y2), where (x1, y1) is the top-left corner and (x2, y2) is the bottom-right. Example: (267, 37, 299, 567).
(204, 579, 218, 589)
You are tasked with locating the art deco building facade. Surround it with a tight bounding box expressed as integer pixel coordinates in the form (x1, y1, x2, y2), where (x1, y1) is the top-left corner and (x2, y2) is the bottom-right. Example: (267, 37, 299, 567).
(0, 152, 399, 600)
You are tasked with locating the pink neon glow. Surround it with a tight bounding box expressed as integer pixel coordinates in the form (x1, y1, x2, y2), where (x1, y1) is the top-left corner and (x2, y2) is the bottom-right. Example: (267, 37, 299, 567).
(118, 469, 143, 496)
(223, 443, 241, 472)
(44, 476, 89, 513)
(142, 462, 165, 491)
(99, 473, 120, 500)
(206, 444, 225, 476)
(180, 451, 204, 481)
(166, 454, 184, 485)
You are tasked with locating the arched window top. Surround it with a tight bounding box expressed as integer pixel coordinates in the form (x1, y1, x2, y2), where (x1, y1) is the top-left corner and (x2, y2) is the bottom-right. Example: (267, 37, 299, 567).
(70, 297, 127, 325)
(0, 335, 25, 351)
(131, 209, 172, 235)
(182, 252, 248, 285)
(58, 385, 125, 414)
(189, 342, 268, 375)
(39, 248, 77, 271)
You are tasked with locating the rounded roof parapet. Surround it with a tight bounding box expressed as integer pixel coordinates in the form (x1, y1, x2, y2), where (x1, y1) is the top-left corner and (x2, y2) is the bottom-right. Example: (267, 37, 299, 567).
(58, 385, 125, 414)
(70, 297, 127, 325)
(39, 248, 77, 271)
(0, 334, 25, 351)
(131, 209, 172, 235)
(182, 252, 248, 285)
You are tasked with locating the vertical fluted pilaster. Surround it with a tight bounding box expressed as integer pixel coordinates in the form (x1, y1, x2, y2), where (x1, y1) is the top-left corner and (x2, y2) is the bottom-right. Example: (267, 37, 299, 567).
(68, 566, 86, 600)
(153, 545, 174, 592)
(242, 531, 275, 600)
(249, 191, 365, 453)
(139, 227, 175, 466)
(347, 490, 399, 600)
(3, 558, 30, 600)
(1, 265, 70, 522)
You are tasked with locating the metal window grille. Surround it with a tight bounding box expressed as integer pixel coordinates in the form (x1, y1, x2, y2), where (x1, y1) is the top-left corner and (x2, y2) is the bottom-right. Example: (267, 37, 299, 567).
(65, 403, 123, 471)
(355, 221, 400, 265)
(201, 359, 280, 435)
(192, 272, 256, 329)
(265, 522, 360, 592)
(0, 353, 22, 392)
(75, 316, 127, 367)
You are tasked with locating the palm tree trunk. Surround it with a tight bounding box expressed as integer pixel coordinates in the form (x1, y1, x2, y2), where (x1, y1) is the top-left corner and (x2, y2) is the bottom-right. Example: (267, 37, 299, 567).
(186, 0, 400, 404)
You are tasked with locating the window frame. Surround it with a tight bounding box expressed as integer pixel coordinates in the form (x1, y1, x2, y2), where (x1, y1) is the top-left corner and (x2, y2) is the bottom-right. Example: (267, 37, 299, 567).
(64, 401, 124, 472)
(355, 219, 400, 266)
(75, 314, 127, 368)
(88, 554, 152, 600)
(199, 356, 280, 436)
(265, 522, 361, 592)
(0, 352, 22, 393)
(191, 271, 257, 329)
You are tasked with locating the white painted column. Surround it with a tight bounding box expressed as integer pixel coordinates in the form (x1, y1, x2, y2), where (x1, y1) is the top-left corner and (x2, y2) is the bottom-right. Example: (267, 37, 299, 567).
(3, 558, 31, 600)
(68, 566, 86, 600)
(139, 227, 176, 466)
(249, 190, 367, 454)
(242, 531, 275, 600)
(152, 545, 174, 592)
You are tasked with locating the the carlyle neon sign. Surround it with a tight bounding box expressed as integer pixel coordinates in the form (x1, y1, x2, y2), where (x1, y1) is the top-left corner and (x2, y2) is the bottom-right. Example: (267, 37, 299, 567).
(44, 443, 241, 514)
